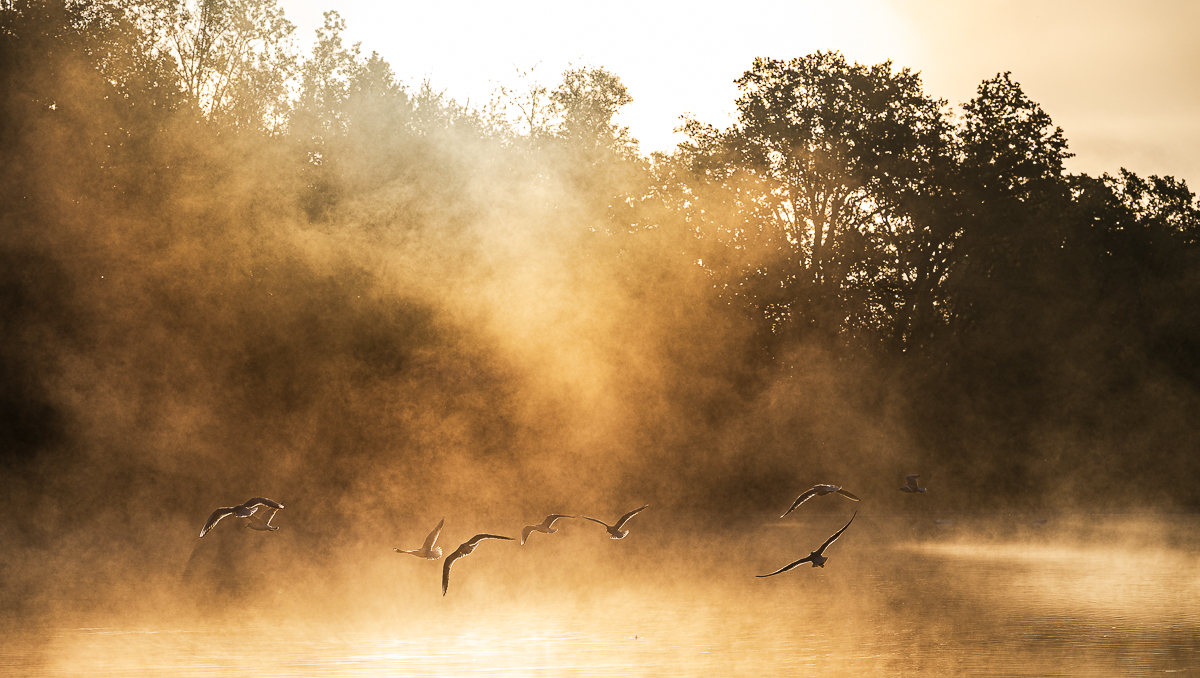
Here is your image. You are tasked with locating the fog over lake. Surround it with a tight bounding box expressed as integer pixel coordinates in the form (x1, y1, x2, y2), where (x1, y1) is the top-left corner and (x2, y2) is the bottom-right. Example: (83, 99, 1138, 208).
(3, 2, 1199, 676)
(4, 513, 1198, 676)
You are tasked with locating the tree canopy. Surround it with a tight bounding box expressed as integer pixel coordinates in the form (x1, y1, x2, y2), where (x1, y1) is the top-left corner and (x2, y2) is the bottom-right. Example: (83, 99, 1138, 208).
(2, 0, 1199, 581)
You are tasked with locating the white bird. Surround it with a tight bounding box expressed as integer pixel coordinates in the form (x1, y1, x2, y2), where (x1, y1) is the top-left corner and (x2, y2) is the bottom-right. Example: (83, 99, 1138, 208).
(757, 511, 856, 576)
(246, 506, 281, 532)
(442, 533, 514, 596)
(583, 504, 648, 540)
(899, 474, 927, 493)
(780, 484, 860, 518)
(521, 514, 575, 545)
(199, 497, 285, 537)
(394, 518, 445, 559)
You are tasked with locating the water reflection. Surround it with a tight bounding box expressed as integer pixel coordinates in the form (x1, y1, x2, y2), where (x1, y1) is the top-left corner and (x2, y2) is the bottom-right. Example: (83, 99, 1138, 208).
(4, 514, 1198, 676)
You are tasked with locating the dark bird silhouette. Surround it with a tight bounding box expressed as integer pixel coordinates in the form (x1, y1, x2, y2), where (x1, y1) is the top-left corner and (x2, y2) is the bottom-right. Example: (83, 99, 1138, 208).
(757, 512, 856, 576)
(199, 497, 285, 537)
(394, 518, 445, 559)
(780, 484, 860, 518)
(899, 474, 927, 493)
(520, 514, 575, 545)
(442, 533, 514, 596)
(583, 504, 649, 540)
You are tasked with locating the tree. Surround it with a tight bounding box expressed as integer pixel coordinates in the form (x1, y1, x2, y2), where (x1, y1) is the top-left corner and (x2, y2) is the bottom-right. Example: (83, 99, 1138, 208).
(944, 72, 1074, 335)
(1069, 169, 1200, 386)
(959, 72, 1070, 203)
(138, 0, 296, 131)
(888, 73, 1073, 352)
(289, 12, 494, 220)
(665, 52, 953, 350)
(550, 66, 636, 156)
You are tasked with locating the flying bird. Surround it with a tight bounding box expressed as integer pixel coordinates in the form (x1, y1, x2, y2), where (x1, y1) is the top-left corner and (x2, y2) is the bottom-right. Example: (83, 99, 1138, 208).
(757, 512, 857, 576)
(520, 514, 576, 545)
(442, 533, 514, 596)
(780, 484, 860, 518)
(245, 506, 281, 532)
(394, 518, 445, 559)
(899, 474, 927, 493)
(199, 497, 285, 537)
(583, 504, 649, 540)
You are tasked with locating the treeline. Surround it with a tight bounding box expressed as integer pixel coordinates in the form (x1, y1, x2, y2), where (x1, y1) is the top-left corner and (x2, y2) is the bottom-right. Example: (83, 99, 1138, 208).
(3, 0, 1200, 568)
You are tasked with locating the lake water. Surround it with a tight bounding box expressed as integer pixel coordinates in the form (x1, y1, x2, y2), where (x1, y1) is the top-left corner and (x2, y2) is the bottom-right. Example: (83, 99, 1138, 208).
(4, 513, 1198, 676)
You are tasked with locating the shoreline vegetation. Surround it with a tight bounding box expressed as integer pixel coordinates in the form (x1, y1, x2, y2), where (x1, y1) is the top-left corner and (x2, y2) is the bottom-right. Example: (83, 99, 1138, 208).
(2, 0, 1198, 611)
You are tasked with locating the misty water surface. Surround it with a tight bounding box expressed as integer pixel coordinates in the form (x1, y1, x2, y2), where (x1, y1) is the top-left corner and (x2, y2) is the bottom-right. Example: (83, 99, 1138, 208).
(5, 8, 1200, 678)
(3, 513, 1197, 677)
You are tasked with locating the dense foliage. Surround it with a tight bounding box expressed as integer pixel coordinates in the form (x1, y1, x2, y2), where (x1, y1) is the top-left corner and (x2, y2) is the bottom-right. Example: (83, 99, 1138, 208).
(3, 0, 1199, 585)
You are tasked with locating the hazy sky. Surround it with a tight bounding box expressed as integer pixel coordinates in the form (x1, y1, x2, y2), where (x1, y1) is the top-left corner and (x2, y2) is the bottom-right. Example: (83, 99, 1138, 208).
(277, 0, 1200, 182)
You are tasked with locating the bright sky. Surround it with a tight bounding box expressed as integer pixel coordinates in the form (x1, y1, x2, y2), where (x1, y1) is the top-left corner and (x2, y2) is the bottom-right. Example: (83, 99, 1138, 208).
(278, 0, 1200, 182)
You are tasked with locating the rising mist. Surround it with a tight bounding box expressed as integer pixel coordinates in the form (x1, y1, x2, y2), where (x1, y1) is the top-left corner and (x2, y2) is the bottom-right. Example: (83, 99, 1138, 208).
(2, 0, 1199, 625)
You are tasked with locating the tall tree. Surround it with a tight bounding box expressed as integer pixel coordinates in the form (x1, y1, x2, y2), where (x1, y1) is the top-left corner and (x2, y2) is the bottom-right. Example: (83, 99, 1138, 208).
(945, 72, 1073, 335)
(891, 73, 1073, 352)
(550, 66, 636, 157)
(138, 0, 296, 131)
(665, 52, 952, 349)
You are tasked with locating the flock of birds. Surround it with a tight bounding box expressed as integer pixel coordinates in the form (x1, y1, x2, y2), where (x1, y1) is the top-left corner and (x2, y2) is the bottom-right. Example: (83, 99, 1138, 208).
(197, 474, 929, 594)
(758, 474, 926, 576)
(396, 505, 652, 595)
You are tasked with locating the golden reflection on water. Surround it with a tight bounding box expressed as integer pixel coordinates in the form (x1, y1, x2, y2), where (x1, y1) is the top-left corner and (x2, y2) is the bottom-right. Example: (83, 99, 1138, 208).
(4, 514, 1198, 677)
(912, 540, 1200, 621)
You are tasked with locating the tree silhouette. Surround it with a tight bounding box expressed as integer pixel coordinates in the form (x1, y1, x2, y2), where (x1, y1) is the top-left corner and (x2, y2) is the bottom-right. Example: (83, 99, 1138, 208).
(3, 0, 1200, 545)
(138, 0, 296, 131)
(666, 52, 953, 349)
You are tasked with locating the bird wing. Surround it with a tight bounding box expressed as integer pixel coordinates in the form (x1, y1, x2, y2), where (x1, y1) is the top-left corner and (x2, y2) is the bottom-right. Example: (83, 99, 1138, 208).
(521, 525, 536, 545)
(422, 518, 445, 553)
(199, 507, 237, 537)
(613, 505, 649, 530)
(543, 514, 575, 528)
(442, 550, 464, 596)
(249, 507, 278, 527)
(781, 488, 819, 517)
(243, 497, 285, 510)
(904, 475, 920, 489)
(582, 516, 611, 529)
(835, 488, 861, 501)
(465, 533, 514, 547)
(814, 511, 856, 556)
(756, 555, 815, 577)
